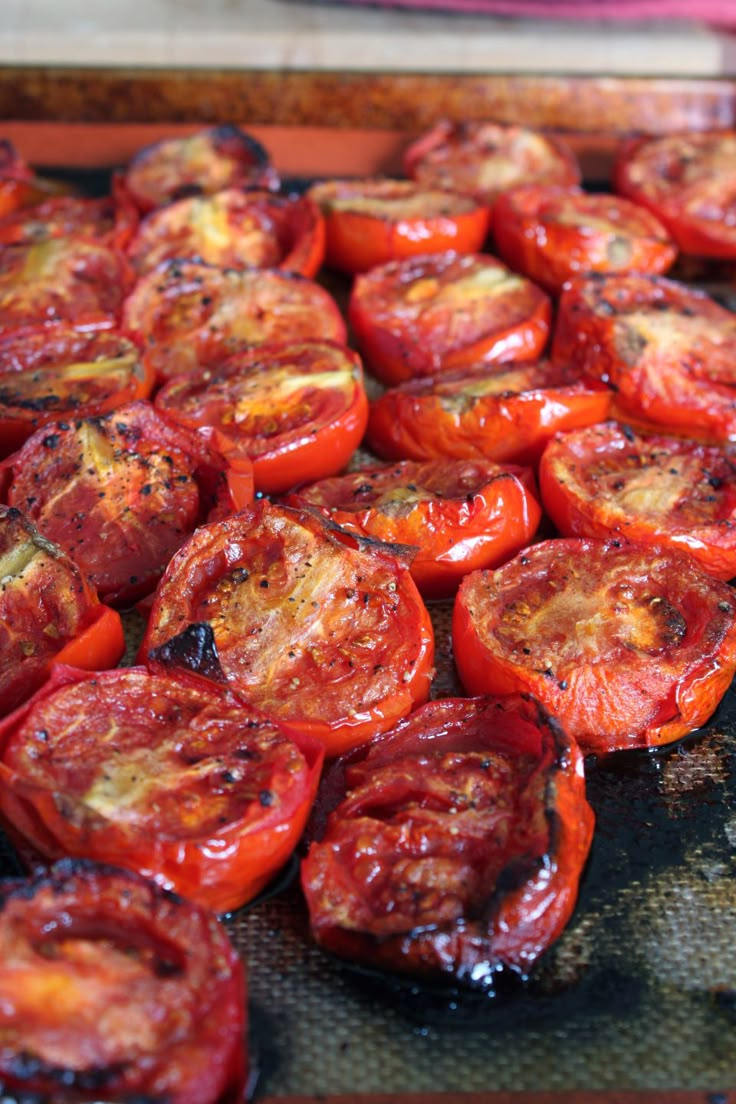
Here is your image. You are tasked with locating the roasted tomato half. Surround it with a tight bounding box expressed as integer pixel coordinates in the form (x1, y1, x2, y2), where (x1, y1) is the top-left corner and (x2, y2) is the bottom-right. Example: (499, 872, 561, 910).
(156, 339, 368, 495)
(0, 664, 324, 913)
(0, 506, 123, 717)
(453, 536, 736, 755)
(286, 458, 542, 599)
(302, 693, 593, 988)
(403, 120, 580, 207)
(0, 238, 132, 334)
(127, 187, 325, 278)
(367, 359, 612, 466)
(142, 500, 435, 758)
(308, 177, 490, 274)
(614, 130, 736, 258)
(552, 272, 736, 441)
(349, 251, 551, 385)
(122, 123, 278, 212)
(539, 422, 736, 581)
(123, 259, 347, 384)
(1, 400, 239, 607)
(492, 185, 676, 293)
(0, 189, 139, 253)
(0, 325, 154, 458)
(0, 860, 247, 1103)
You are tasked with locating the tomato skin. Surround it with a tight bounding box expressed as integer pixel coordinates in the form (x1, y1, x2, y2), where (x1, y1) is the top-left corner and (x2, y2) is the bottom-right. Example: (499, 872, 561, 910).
(0, 663, 324, 913)
(0, 324, 154, 458)
(349, 251, 551, 386)
(2, 400, 236, 607)
(403, 120, 580, 206)
(0, 190, 139, 253)
(301, 693, 593, 987)
(155, 339, 369, 495)
(123, 123, 278, 213)
(552, 272, 736, 442)
(127, 187, 325, 278)
(539, 422, 736, 581)
(453, 536, 736, 754)
(0, 140, 71, 219)
(308, 177, 490, 274)
(0, 859, 247, 1103)
(286, 458, 542, 599)
(614, 131, 736, 258)
(366, 359, 612, 466)
(0, 506, 124, 717)
(142, 500, 435, 758)
(122, 259, 347, 384)
(492, 185, 676, 293)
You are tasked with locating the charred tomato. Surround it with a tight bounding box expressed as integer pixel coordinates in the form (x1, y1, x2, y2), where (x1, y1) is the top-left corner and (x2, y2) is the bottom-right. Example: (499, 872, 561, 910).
(1, 400, 241, 607)
(142, 500, 435, 758)
(0, 506, 123, 717)
(308, 177, 490, 274)
(0, 188, 139, 253)
(122, 259, 347, 384)
(453, 536, 736, 754)
(552, 272, 736, 442)
(286, 457, 541, 599)
(155, 339, 368, 495)
(0, 664, 324, 913)
(0, 860, 247, 1103)
(301, 693, 593, 988)
(349, 251, 551, 385)
(366, 359, 612, 466)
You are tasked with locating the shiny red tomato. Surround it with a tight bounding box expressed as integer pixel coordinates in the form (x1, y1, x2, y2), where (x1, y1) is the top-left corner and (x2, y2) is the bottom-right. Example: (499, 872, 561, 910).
(0, 139, 70, 218)
(0, 238, 132, 333)
(301, 693, 593, 987)
(0, 189, 139, 252)
(0, 325, 154, 457)
(349, 251, 551, 385)
(285, 457, 542, 599)
(122, 259, 347, 384)
(308, 177, 490, 274)
(366, 359, 612, 465)
(0, 663, 324, 913)
(539, 422, 736, 581)
(0, 860, 247, 1103)
(453, 536, 736, 754)
(614, 130, 736, 258)
(2, 400, 241, 607)
(122, 123, 278, 212)
(0, 505, 123, 717)
(492, 185, 676, 293)
(403, 120, 580, 206)
(127, 187, 325, 278)
(552, 272, 736, 442)
(156, 339, 368, 495)
(142, 500, 435, 758)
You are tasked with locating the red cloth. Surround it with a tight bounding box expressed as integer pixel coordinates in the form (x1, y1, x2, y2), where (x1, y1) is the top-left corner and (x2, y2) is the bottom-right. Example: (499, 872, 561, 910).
(335, 0, 736, 24)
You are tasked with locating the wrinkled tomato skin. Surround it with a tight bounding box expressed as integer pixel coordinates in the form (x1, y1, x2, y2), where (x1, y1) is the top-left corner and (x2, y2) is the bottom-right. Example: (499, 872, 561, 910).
(155, 340, 369, 496)
(142, 500, 435, 758)
(286, 458, 542, 599)
(127, 188, 325, 279)
(0, 325, 154, 458)
(614, 131, 736, 258)
(349, 251, 551, 386)
(2, 400, 236, 608)
(366, 359, 612, 466)
(403, 120, 580, 207)
(123, 259, 347, 384)
(0, 860, 247, 1103)
(123, 123, 278, 213)
(492, 185, 676, 293)
(539, 422, 736, 581)
(308, 177, 490, 274)
(552, 272, 736, 442)
(0, 664, 324, 913)
(453, 536, 736, 755)
(0, 506, 124, 717)
(301, 694, 593, 987)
